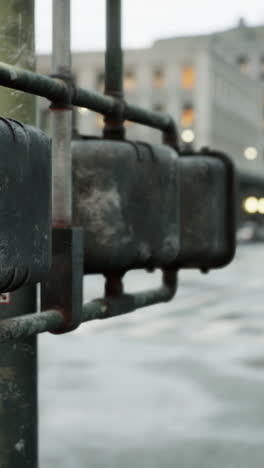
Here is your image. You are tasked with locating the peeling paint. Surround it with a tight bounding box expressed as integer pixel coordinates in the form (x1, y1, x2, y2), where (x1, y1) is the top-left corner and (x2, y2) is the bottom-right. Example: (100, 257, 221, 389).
(0, 367, 15, 383)
(161, 234, 179, 261)
(77, 185, 131, 247)
(9, 69, 17, 81)
(14, 438, 25, 455)
(138, 243, 151, 261)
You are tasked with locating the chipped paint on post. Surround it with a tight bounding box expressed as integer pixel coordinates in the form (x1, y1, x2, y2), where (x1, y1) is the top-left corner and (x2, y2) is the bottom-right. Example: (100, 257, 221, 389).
(0, 290, 38, 468)
(14, 439, 25, 456)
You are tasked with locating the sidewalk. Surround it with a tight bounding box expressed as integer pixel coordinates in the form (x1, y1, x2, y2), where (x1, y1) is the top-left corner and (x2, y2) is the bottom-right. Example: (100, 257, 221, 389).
(39, 244, 264, 468)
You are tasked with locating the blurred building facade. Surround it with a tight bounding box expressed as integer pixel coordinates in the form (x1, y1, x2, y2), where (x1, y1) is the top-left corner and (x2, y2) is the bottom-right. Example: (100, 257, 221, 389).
(37, 19, 264, 176)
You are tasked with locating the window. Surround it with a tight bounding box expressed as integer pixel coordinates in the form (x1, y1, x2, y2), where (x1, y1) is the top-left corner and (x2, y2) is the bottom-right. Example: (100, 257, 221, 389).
(181, 103, 195, 127)
(237, 55, 250, 73)
(124, 70, 136, 91)
(96, 71, 105, 92)
(153, 68, 165, 88)
(96, 113, 132, 129)
(96, 113, 104, 128)
(181, 65, 195, 89)
(124, 120, 133, 128)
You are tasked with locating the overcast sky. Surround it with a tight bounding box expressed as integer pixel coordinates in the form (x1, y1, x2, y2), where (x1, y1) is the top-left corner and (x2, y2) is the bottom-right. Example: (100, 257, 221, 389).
(35, 0, 264, 53)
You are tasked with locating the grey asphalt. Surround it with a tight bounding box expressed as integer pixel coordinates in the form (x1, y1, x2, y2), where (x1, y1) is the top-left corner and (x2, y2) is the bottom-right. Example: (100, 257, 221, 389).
(39, 244, 264, 468)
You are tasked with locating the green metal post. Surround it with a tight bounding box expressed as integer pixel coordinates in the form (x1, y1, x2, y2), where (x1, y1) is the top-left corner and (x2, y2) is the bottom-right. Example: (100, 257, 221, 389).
(104, 0, 125, 139)
(105, 0, 123, 99)
(0, 1, 38, 467)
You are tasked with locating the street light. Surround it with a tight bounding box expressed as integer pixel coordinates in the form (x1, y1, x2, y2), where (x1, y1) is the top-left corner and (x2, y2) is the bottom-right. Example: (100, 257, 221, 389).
(181, 129, 195, 143)
(244, 147, 258, 160)
(258, 198, 264, 214)
(243, 196, 258, 213)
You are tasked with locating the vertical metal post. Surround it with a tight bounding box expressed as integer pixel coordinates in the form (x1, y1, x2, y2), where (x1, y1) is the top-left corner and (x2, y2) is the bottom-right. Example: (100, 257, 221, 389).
(51, 0, 72, 226)
(104, 0, 125, 139)
(41, 0, 84, 335)
(0, 1, 38, 467)
(103, 0, 125, 294)
(105, 0, 123, 99)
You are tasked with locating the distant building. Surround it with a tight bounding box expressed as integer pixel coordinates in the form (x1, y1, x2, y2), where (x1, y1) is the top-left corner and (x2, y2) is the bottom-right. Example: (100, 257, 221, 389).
(37, 19, 264, 177)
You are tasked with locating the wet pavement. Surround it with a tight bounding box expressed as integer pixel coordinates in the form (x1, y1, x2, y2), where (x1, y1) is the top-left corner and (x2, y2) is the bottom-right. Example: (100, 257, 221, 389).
(39, 244, 264, 468)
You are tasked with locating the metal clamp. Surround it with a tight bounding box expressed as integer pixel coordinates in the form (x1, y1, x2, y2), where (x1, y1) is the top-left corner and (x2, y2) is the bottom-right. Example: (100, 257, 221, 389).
(41, 226, 84, 333)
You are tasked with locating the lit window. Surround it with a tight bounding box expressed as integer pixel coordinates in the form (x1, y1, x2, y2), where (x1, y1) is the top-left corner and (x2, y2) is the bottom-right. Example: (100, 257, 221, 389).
(237, 55, 250, 73)
(181, 65, 195, 89)
(96, 113, 104, 128)
(124, 71, 136, 91)
(96, 72, 105, 92)
(153, 69, 165, 88)
(181, 103, 195, 127)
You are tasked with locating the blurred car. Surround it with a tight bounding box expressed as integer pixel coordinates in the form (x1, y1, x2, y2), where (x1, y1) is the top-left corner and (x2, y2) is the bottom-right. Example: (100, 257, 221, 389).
(237, 221, 264, 243)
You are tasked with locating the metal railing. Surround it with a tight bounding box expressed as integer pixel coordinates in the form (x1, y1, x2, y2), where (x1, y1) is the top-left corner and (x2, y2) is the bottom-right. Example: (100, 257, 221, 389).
(0, 3, 179, 146)
(0, 62, 178, 143)
(0, 271, 177, 343)
(0, 0, 179, 344)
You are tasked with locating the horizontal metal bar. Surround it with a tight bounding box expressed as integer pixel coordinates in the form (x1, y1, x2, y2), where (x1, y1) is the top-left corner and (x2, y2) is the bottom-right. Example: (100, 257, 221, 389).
(0, 271, 177, 343)
(0, 61, 177, 134)
(83, 270, 177, 321)
(125, 104, 172, 131)
(0, 309, 64, 343)
(73, 86, 115, 114)
(0, 61, 69, 102)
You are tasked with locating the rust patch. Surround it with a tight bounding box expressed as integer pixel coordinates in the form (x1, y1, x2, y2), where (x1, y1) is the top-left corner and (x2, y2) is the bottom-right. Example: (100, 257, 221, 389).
(0, 367, 15, 383)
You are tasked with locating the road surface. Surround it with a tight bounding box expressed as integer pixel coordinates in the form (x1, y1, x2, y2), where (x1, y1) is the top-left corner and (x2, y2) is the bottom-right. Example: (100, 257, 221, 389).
(39, 244, 264, 468)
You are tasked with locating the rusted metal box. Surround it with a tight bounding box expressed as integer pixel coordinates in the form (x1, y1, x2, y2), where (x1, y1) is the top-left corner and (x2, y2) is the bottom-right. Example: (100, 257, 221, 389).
(72, 138, 180, 274)
(176, 150, 236, 270)
(0, 118, 51, 292)
(72, 139, 235, 275)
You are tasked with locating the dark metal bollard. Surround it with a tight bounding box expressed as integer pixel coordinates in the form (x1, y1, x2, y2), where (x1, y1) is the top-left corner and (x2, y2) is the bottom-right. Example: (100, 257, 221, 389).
(0, 2, 39, 468)
(0, 118, 51, 293)
(0, 288, 38, 468)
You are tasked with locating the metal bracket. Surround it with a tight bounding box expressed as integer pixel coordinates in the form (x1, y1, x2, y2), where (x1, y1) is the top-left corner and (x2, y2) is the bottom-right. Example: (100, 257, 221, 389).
(41, 227, 84, 333)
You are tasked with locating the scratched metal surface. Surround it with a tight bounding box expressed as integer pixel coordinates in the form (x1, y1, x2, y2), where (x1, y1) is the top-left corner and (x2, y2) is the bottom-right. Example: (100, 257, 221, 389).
(39, 244, 264, 468)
